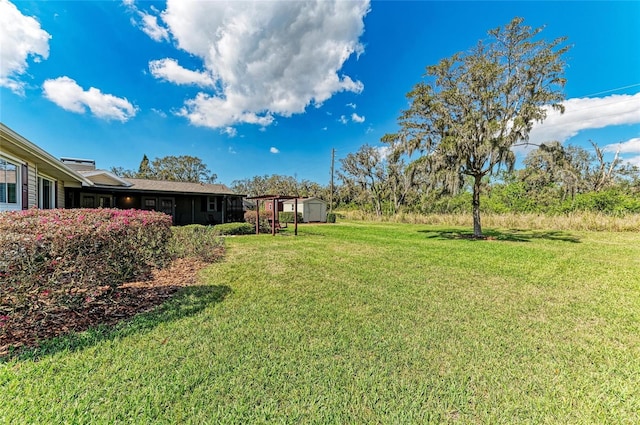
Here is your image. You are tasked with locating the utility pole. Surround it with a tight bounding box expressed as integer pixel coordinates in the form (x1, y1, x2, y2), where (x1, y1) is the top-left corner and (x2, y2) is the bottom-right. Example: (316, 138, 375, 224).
(329, 148, 335, 213)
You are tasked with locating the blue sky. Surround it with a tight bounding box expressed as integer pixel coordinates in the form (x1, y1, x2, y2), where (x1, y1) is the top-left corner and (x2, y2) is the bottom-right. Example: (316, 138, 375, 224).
(2, 0, 639, 186)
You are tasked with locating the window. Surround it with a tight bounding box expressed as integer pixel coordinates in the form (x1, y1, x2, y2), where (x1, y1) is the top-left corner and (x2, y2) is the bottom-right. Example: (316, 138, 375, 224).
(0, 157, 19, 206)
(38, 176, 55, 209)
(207, 196, 218, 212)
(81, 195, 96, 208)
(99, 197, 112, 208)
(143, 198, 157, 210)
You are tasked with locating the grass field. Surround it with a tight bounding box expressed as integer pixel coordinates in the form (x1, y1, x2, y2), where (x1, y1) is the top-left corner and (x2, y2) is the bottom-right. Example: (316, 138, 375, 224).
(2, 221, 640, 423)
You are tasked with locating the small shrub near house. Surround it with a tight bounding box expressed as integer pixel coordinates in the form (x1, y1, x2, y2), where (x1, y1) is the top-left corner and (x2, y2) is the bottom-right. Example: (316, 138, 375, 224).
(279, 212, 303, 224)
(326, 212, 337, 223)
(213, 222, 254, 235)
(244, 210, 273, 233)
(0, 208, 172, 313)
(168, 225, 225, 261)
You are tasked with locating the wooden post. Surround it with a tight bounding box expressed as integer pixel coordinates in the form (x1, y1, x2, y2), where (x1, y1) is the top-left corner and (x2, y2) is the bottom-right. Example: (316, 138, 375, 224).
(255, 201, 260, 235)
(222, 195, 226, 223)
(272, 198, 277, 236)
(294, 198, 298, 236)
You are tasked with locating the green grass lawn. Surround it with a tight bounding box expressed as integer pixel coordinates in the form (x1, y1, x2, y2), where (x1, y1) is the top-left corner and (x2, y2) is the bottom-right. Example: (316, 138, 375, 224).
(2, 221, 639, 423)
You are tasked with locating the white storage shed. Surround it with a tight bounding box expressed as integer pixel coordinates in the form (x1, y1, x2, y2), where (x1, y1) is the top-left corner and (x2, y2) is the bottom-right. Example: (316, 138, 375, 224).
(282, 197, 327, 223)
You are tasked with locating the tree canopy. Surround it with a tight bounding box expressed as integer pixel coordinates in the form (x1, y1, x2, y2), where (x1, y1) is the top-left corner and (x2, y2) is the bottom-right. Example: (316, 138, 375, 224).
(111, 155, 217, 183)
(231, 174, 327, 198)
(384, 17, 570, 236)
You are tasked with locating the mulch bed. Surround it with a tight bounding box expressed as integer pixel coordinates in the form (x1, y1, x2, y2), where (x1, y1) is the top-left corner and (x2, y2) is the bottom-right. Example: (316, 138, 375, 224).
(1, 257, 212, 358)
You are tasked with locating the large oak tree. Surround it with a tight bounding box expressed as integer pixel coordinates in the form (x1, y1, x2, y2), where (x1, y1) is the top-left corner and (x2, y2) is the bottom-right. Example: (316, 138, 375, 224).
(385, 17, 569, 236)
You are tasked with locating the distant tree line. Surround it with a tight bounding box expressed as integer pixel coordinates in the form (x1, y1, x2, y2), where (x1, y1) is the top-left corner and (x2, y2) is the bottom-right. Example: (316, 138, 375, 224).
(335, 141, 640, 217)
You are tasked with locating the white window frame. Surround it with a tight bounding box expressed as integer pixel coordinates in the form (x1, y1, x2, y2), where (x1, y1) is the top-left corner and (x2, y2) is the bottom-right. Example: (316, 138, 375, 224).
(0, 154, 21, 211)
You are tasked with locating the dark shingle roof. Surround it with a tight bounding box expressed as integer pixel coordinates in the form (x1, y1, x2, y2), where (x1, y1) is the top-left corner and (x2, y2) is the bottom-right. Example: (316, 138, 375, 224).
(121, 178, 237, 195)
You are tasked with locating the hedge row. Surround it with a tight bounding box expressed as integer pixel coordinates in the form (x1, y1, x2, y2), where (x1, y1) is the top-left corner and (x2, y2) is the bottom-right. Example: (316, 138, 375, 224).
(0, 208, 172, 312)
(213, 222, 255, 235)
(168, 224, 228, 261)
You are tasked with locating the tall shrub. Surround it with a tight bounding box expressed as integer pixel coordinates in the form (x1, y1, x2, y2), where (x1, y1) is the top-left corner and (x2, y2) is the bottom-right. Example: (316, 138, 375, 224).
(0, 208, 172, 312)
(243, 210, 273, 233)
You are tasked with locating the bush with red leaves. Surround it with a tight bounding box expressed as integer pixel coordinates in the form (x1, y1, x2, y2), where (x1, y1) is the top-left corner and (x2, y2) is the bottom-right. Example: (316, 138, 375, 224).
(0, 208, 172, 314)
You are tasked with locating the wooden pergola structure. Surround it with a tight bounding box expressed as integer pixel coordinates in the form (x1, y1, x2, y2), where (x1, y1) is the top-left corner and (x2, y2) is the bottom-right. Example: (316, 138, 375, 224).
(247, 195, 299, 236)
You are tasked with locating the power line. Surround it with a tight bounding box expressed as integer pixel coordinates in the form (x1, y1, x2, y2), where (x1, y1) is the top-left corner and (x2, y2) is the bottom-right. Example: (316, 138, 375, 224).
(581, 83, 640, 98)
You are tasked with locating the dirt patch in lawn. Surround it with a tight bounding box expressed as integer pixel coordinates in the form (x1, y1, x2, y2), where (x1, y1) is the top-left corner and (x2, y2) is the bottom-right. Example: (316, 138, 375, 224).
(1, 256, 215, 358)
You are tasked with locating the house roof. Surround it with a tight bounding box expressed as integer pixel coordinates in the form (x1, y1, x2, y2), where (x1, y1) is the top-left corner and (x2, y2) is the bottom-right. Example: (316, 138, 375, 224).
(78, 170, 132, 187)
(1, 123, 94, 187)
(89, 177, 239, 196)
(74, 167, 241, 196)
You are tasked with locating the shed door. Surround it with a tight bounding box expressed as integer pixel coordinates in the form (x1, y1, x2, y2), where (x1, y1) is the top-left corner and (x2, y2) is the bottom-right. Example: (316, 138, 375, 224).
(307, 202, 322, 222)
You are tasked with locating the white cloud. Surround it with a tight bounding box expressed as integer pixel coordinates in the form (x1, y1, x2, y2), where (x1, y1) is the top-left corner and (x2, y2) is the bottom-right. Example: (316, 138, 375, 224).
(153, 0, 369, 129)
(149, 58, 214, 87)
(228, 146, 237, 154)
(0, 0, 50, 94)
(151, 108, 167, 118)
(178, 92, 274, 128)
(124, 1, 169, 42)
(339, 115, 348, 124)
(139, 11, 169, 42)
(604, 137, 640, 167)
(528, 93, 640, 146)
(352, 112, 365, 123)
(604, 137, 640, 154)
(270, 147, 280, 154)
(221, 126, 237, 138)
(376, 145, 391, 160)
(347, 102, 357, 109)
(626, 156, 640, 167)
(43, 76, 137, 122)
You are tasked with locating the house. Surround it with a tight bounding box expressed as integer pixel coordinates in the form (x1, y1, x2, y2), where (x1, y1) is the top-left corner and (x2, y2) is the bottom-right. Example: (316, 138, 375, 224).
(282, 197, 327, 223)
(1, 123, 244, 225)
(62, 159, 244, 225)
(1, 123, 92, 211)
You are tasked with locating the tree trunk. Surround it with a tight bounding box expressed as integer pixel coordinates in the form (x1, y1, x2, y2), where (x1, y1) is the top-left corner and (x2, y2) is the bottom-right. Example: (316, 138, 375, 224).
(472, 174, 483, 237)
(375, 195, 382, 217)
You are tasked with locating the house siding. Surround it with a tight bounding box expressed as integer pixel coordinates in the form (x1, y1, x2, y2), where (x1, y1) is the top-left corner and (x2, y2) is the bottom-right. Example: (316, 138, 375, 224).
(56, 180, 65, 208)
(27, 163, 37, 208)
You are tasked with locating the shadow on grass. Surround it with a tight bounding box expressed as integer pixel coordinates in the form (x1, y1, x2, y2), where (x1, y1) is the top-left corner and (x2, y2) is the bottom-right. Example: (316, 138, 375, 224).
(419, 228, 581, 243)
(2, 285, 230, 363)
